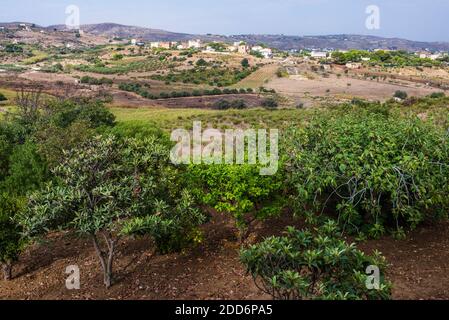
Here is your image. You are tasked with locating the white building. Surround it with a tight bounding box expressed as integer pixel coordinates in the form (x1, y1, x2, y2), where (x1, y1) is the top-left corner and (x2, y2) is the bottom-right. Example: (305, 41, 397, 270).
(311, 51, 328, 59)
(131, 39, 137, 45)
(346, 62, 362, 69)
(252, 46, 273, 59)
(188, 39, 202, 49)
(430, 53, 443, 60)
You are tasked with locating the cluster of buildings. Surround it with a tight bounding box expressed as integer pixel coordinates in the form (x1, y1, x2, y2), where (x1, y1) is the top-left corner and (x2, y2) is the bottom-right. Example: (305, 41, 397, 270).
(130, 38, 274, 58)
(416, 51, 444, 60)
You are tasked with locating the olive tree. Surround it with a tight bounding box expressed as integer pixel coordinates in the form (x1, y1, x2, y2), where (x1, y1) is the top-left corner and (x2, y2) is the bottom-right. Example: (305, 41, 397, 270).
(19, 135, 198, 288)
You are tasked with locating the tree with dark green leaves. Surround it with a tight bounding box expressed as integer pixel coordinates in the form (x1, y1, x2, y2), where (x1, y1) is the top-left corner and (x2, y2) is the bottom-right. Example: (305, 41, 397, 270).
(19, 135, 205, 288)
(241, 221, 392, 300)
(285, 108, 449, 238)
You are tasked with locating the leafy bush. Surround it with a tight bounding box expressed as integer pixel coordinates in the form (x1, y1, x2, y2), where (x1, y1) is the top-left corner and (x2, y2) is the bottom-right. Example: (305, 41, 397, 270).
(276, 68, 289, 78)
(0, 93, 7, 102)
(0, 193, 24, 280)
(80, 76, 113, 86)
(241, 221, 392, 300)
(2, 141, 48, 195)
(213, 99, 231, 110)
(262, 97, 279, 109)
(4, 44, 23, 53)
(231, 99, 247, 109)
(187, 164, 284, 240)
(196, 58, 208, 67)
(285, 110, 449, 237)
(49, 100, 116, 129)
(393, 90, 408, 100)
(103, 121, 168, 143)
(213, 99, 248, 110)
(121, 190, 206, 254)
(429, 92, 445, 99)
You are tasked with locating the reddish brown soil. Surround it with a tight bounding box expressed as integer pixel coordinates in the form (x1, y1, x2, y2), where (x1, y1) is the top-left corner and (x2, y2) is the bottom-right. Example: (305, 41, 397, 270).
(1, 211, 449, 300)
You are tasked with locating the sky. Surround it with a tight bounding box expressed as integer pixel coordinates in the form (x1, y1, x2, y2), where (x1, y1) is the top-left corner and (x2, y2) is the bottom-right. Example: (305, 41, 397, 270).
(1, 0, 448, 42)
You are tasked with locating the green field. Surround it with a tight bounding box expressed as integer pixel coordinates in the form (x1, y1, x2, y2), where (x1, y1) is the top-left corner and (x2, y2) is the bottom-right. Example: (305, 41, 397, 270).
(111, 106, 311, 131)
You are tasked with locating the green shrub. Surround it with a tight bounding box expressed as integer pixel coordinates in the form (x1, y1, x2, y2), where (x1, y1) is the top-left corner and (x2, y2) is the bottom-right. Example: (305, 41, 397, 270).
(393, 90, 408, 100)
(231, 99, 247, 109)
(80, 76, 113, 86)
(213, 99, 248, 110)
(241, 58, 250, 68)
(121, 190, 206, 254)
(196, 58, 208, 67)
(429, 92, 445, 99)
(213, 99, 231, 110)
(187, 164, 284, 240)
(49, 100, 116, 129)
(0, 93, 8, 102)
(0, 193, 24, 280)
(241, 221, 392, 300)
(285, 110, 449, 237)
(262, 97, 278, 109)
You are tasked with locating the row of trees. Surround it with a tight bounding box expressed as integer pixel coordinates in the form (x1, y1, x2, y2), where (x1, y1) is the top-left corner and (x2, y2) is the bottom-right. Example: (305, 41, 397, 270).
(331, 50, 444, 67)
(118, 82, 255, 100)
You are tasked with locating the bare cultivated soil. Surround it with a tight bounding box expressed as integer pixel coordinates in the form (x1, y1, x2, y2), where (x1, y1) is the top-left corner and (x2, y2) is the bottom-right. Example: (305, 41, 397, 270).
(267, 72, 441, 102)
(1, 211, 449, 300)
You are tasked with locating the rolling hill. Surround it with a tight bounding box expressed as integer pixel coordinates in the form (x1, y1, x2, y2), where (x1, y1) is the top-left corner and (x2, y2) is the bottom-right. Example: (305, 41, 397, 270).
(2, 22, 449, 51)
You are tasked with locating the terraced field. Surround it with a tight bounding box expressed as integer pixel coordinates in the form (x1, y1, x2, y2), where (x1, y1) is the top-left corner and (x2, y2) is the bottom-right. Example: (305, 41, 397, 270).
(232, 63, 279, 88)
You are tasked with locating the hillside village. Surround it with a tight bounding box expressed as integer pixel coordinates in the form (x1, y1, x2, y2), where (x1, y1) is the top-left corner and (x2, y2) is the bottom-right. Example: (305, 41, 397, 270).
(1, 23, 449, 62)
(1, 12, 449, 303)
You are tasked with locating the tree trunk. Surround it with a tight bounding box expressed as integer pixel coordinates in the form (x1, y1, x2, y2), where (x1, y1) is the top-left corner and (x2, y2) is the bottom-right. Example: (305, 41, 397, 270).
(92, 233, 115, 289)
(2, 262, 12, 281)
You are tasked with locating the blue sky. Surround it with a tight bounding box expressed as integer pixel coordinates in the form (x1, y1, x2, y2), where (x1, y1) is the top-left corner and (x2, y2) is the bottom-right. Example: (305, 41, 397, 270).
(1, 0, 448, 42)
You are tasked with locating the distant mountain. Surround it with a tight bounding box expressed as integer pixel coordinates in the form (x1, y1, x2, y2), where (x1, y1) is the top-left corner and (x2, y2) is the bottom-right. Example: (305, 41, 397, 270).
(3, 22, 449, 52)
(48, 23, 193, 42)
(227, 34, 449, 52)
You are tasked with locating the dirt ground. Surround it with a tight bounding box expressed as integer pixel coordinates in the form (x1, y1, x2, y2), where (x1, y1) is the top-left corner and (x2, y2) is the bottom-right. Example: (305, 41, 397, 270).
(267, 73, 443, 102)
(1, 211, 449, 300)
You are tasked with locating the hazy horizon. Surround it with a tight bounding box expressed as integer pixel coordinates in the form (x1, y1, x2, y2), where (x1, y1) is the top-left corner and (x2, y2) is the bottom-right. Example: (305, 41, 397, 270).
(1, 0, 448, 42)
